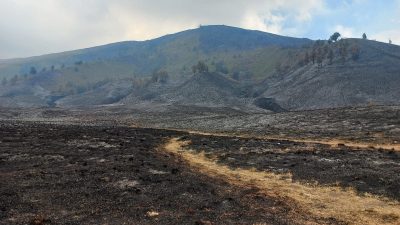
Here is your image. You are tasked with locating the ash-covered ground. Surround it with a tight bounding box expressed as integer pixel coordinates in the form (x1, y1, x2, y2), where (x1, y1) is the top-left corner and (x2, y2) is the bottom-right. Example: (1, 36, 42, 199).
(1, 104, 399, 144)
(180, 134, 400, 200)
(0, 121, 337, 225)
(1, 105, 399, 224)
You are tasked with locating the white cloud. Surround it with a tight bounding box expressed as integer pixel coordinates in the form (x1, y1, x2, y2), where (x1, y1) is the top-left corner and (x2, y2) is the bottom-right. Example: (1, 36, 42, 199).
(371, 30, 400, 45)
(0, 0, 325, 58)
(333, 25, 355, 38)
(241, 12, 285, 34)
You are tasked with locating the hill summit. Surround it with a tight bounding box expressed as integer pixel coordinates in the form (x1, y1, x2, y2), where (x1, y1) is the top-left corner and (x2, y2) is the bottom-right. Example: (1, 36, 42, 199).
(0, 25, 400, 111)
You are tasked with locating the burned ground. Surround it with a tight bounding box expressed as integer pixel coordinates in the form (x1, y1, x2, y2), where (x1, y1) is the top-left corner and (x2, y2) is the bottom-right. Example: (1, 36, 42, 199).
(181, 135, 400, 201)
(1, 105, 399, 224)
(0, 121, 337, 225)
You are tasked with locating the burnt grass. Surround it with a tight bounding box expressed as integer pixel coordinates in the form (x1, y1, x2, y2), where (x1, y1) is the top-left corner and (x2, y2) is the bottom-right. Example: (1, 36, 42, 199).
(182, 135, 400, 200)
(0, 121, 342, 225)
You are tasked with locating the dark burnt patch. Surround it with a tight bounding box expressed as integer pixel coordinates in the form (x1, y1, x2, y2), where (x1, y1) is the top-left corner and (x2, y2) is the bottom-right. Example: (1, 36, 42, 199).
(184, 134, 400, 200)
(0, 121, 336, 225)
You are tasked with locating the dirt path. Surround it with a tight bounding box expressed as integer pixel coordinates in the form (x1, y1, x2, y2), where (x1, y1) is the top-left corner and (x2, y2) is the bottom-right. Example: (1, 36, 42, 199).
(172, 129, 400, 151)
(163, 137, 400, 225)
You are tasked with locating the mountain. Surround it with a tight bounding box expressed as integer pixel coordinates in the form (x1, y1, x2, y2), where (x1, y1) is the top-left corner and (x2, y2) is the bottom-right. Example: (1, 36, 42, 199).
(0, 25, 310, 80)
(161, 72, 242, 104)
(261, 39, 400, 110)
(56, 79, 133, 107)
(0, 25, 399, 111)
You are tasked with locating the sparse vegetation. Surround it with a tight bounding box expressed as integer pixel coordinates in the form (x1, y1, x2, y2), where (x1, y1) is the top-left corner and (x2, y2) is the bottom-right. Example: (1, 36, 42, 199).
(29, 66, 37, 75)
(151, 70, 169, 84)
(192, 61, 209, 74)
(0, 26, 397, 111)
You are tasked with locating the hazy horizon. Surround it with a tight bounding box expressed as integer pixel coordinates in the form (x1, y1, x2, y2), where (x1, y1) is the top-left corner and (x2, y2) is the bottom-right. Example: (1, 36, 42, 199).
(1, 0, 399, 59)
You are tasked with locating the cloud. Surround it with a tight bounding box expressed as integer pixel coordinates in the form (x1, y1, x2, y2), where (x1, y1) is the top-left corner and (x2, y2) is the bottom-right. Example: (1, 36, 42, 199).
(92, 0, 325, 39)
(371, 30, 400, 45)
(0, 0, 336, 58)
(333, 25, 355, 38)
(3, 0, 400, 58)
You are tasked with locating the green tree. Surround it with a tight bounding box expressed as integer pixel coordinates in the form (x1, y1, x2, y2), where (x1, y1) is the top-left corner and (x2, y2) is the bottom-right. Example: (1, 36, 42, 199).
(192, 61, 209, 74)
(30, 66, 37, 75)
(151, 70, 169, 84)
(329, 32, 341, 42)
(158, 71, 169, 84)
(362, 33, 367, 39)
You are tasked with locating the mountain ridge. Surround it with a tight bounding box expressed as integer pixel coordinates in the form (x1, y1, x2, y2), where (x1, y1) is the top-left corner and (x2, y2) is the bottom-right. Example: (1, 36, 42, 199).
(0, 25, 311, 61)
(0, 25, 399, 111)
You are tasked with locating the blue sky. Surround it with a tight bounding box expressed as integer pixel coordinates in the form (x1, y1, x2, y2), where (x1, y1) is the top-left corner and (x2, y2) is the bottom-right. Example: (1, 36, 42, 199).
(0, 0, 399, 58)
(290, 0, 400, 41)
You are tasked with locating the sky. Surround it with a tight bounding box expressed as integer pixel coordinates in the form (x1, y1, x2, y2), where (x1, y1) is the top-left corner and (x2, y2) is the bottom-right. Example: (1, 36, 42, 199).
(0, 0, 399, 59)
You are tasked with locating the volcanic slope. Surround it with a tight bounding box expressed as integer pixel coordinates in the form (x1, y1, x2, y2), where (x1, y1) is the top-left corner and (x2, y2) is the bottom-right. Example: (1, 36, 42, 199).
(262, 39, 400, 110)
(0, 25, 311, 80)
(158, 72, 251, 107)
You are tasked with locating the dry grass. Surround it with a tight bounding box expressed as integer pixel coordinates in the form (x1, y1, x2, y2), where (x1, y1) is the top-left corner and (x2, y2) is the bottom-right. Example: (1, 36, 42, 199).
(179, 129, 400, 151)
(270, 138, 400, 152)
(164, 138, 400, 225)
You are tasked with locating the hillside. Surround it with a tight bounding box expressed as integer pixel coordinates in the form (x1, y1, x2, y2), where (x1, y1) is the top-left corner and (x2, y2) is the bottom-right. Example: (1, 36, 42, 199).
(262, 39, 400, 110)
(0, 25, 400, 110)
(0, 25, 310, 81)
(159, 72, 245, 106)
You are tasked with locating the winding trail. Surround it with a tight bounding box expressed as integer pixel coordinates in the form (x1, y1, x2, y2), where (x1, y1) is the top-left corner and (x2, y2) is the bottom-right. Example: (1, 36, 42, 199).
(171, 129, 400, 151)
(163, 137, 400, 225)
